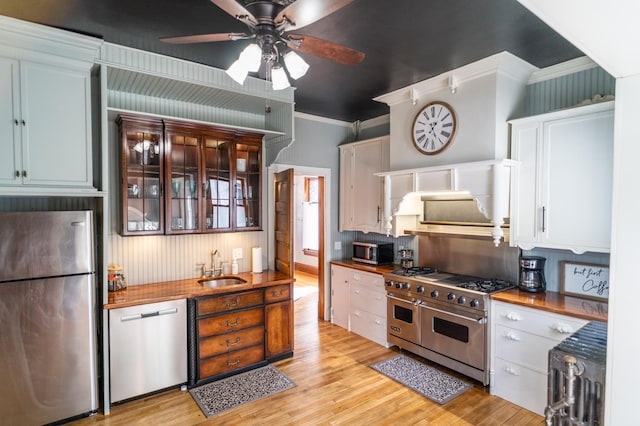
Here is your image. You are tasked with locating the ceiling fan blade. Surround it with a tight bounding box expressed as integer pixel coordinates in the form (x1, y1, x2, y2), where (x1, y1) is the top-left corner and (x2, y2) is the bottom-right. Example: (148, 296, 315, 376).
(276, 0, 354, 30)
(287, 35, 365, 65)
(160, 33, 249, 44)
(209, 0, 257, 26)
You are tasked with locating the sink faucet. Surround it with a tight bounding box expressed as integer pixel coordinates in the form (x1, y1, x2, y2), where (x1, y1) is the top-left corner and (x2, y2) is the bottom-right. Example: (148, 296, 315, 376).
(211, 249, 218, 271)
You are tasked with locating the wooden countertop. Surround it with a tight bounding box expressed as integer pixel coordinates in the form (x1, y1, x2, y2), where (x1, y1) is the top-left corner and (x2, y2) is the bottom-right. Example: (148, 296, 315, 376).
(491, 288, 608, 322)
(105, 270, 293, 310)
(329, 259, 396, 275)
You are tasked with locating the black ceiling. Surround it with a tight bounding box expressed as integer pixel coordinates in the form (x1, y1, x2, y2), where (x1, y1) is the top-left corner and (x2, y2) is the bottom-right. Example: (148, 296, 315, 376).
(0, 0, 582, 122)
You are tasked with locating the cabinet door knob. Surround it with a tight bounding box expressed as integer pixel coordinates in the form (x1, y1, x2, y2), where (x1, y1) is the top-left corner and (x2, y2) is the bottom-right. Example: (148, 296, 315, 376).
(21, 119, 26, 126)
(506, 312, 522, 321)
(14, 119, 19, 125)
(505, 366, 519, 376)
(505, 331, 521, 341)
(552, 323, 574, 334)
(22, 170, 27, 178)
(15, 170, 20, 177)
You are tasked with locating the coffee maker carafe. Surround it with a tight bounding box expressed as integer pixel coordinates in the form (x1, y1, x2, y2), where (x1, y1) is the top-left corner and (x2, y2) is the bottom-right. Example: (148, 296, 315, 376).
(519, 256, 546, 293)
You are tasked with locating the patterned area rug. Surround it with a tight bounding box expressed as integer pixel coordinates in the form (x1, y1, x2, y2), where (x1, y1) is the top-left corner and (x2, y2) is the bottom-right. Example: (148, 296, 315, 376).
(190, 365, 296, 418)
(370, 354, 472, 404)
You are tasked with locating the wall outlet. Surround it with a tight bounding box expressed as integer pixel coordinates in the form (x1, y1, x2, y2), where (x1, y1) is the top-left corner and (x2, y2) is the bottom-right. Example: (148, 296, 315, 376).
(334, 242, 341, 251)
(232, 248, 243, 259)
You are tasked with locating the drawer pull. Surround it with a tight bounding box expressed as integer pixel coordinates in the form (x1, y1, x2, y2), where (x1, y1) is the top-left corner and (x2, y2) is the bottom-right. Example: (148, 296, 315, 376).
(505, 332, 521, 341)
(271, 289, 284, 297)
(226, 337, 241, 346)
(505, 366, 519, 376)
(552, 323, 574, 334)
(505, 312, 522, 321)
(354, 311, 361, 317)
(226, 357, 241, 366)
(226, 317, 241, 327)
(354, 289, 361, 294)
(225, 297, 241, 308)
(375, 319, 382, 325)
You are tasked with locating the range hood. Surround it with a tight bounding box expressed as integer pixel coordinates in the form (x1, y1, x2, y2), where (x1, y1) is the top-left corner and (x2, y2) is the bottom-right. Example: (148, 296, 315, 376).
(375, 159, 517, 246)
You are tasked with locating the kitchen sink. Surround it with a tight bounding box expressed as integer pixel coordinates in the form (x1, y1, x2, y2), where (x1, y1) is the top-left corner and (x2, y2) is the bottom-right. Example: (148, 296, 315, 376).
(198, 277, 246, 288)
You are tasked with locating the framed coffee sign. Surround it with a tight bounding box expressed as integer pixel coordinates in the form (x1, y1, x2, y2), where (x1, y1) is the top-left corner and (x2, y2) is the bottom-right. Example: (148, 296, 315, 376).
(560, 261, 609, 301)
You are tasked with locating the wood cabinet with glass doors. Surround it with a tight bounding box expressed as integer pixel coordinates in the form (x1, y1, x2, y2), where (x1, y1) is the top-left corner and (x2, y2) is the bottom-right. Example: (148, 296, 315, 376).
(118, 114, 263, 236)
(118, 114, 164, 235)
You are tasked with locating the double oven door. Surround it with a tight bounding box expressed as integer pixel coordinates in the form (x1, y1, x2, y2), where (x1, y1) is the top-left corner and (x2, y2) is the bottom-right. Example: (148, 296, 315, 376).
(419, 300, 486, 370)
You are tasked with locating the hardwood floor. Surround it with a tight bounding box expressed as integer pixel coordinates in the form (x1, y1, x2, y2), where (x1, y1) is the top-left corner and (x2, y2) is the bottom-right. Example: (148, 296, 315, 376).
(74, 272, 543, 425)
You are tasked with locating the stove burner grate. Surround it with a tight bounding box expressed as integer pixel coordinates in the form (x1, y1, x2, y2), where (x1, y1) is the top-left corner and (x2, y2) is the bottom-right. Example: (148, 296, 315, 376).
(458, 279, 514, 293)
(390, 266, 438, 277)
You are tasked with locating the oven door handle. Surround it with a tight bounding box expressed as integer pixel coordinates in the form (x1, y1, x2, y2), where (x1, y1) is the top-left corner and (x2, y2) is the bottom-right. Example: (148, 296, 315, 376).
(419, 303, 485, 324)
(387, 295, 418, 305)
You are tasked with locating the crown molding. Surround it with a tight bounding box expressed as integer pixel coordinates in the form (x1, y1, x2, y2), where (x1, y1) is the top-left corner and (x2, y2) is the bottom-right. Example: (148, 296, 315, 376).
(294, 111, 353, 127)
(527, 56, 598, 84)
(374, 51, 538, 107)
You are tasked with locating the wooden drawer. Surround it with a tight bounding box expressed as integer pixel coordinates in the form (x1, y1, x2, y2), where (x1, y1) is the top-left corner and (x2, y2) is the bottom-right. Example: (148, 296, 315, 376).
(199, 345, 265, 379)
(493, 301, 587, 341)
(492, 357, 547, 416)
(350, 308, 387, 347)
(494, 324, 557, 373)
(198, 307, 264, 337)
(265, 284, 291, 303)
(197, 290, 264, 316)
(199, 325, 264, 358)
(350, 283, 386, 315)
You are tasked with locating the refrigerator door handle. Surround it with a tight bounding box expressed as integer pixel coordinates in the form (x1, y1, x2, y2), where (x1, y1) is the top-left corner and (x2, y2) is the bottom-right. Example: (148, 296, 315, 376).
(70, 221, 87, 227)
(120, 308, 178, 322)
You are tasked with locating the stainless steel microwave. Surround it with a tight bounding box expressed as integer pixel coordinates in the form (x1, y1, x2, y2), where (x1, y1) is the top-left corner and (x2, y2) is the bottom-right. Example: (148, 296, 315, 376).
(352, 242, 394, 265)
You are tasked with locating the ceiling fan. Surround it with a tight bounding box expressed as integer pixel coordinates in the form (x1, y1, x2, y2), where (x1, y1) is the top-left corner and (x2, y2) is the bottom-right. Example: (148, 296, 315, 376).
(161, 0, 365, 89)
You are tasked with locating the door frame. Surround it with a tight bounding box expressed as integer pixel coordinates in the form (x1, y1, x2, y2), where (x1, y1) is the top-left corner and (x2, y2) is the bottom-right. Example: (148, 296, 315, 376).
(267, 164, 332, 321)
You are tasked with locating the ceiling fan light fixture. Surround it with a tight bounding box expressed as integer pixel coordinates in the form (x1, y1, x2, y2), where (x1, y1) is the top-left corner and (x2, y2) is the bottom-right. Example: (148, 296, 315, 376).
(271, 65, 291, 90)
(239, 43, 262, 73)
(283, 51, 309, 79)
(226, 59, 249, 85)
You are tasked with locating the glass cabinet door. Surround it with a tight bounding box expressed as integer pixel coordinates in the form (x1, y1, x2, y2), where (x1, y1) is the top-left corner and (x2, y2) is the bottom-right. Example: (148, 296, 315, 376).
(166, 128, 200, 233)
(203, 137, 231, 231)
(119, 115, 164, 235)
(235, 141, 261, 230)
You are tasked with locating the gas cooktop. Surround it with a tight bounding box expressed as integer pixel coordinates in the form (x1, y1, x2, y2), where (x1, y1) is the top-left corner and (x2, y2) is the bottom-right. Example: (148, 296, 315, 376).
(388, 267, 514, 294)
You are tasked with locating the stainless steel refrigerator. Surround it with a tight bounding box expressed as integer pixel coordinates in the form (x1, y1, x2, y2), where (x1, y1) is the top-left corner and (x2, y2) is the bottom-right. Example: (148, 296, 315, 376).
(0, 211, 98, 425)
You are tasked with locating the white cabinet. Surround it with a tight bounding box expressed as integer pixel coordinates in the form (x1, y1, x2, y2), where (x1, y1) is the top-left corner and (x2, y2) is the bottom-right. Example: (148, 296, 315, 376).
(0, 17, 100, 193)
(0, 56, 94, 190)
(509, 102, 614, 254)
(490, 301, 588, 415)
(330, 264, 389, 347)
(330, 264, 351, 330)
(339, 136, 389, 234)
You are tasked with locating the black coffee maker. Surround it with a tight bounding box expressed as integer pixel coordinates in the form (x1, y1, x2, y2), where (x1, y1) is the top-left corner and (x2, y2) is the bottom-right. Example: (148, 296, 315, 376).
(519, 256, 546, 293)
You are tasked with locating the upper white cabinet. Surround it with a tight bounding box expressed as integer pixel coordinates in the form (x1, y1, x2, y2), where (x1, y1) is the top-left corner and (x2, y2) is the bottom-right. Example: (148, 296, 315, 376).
(509, 102, 614, 254)
(0, 16, 101, 193)
(339, 136, 390, 234)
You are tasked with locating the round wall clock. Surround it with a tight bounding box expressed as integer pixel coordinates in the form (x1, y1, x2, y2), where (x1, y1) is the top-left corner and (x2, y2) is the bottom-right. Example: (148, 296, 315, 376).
(411, 101, 457, 155)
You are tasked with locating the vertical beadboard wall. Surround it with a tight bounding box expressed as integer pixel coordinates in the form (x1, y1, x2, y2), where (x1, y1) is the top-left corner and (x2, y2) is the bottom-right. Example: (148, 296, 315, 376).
(525, 66, 615, 116)
(101, 43, 295, 285)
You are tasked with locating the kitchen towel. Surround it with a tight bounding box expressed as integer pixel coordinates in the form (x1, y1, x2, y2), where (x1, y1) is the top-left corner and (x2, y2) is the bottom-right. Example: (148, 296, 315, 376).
(252, 247, 262, 273)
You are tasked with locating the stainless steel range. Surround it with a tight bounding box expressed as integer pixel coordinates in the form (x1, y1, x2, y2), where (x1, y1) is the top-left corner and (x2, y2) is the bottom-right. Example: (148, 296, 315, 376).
(384, 266, 515, 385)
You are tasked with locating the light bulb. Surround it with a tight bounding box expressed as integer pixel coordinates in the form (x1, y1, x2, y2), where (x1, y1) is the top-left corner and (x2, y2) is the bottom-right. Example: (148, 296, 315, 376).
(271, 65, 290, 90)
(226, 59, 249, 84)
(283, 51, 309, 79)
(239, 44, 262, 73)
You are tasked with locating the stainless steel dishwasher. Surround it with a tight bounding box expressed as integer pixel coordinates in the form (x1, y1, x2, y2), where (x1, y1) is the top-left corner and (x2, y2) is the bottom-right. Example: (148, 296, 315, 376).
(109, 299, 187, 403)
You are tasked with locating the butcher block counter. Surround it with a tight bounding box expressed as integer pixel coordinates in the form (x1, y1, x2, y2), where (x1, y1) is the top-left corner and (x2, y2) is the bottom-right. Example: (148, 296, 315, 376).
(329, 259, 396, 275)
(491, 288, 608, 322)
(105, 270, 293, 309)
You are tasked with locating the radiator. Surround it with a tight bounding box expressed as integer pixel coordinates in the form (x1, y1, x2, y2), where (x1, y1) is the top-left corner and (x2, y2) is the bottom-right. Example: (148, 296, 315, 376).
(546, 321, 607, 426)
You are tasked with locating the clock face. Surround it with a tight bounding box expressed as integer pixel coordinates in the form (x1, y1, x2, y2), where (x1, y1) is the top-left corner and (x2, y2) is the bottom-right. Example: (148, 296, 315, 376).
(411, 101, 457, 155)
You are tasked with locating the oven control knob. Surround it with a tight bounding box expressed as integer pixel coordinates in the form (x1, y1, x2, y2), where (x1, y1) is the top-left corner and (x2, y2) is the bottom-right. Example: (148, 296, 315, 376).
(386, 280, 393, 287)
(417, 286, 425, 293)
(395, 282, 402, 289)
(470, 299, 480, 308)
(457, 296, 466, 305)
(430, 290, 438, 298)
(402, 283, 410, 290)
(447, 293, 456, 300)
